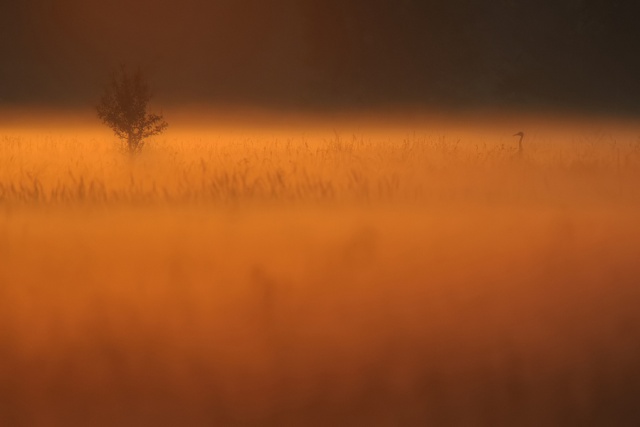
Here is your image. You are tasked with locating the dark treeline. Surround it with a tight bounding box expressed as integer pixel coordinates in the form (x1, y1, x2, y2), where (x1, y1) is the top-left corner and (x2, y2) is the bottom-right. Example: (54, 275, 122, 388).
(1, 0, 639, 113)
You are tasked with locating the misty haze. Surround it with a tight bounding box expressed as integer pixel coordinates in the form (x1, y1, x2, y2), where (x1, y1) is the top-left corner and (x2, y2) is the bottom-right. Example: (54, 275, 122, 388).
(1, 1, 640, 426)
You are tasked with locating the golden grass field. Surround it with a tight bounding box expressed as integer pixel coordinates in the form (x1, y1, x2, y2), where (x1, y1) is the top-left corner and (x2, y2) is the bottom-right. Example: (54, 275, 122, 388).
(1, 110, 640, 426)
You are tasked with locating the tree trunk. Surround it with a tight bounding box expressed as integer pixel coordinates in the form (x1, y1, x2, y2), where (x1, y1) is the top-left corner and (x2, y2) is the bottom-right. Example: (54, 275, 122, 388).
(127, 134, 139, 155)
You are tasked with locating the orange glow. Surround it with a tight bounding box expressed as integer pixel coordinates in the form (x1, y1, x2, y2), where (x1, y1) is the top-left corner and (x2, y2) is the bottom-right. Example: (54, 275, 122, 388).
(1, 111, 640, 424)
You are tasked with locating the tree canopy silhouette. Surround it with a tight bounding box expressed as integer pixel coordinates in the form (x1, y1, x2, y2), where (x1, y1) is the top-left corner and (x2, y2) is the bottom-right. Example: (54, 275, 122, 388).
(97, 66, 168, 154)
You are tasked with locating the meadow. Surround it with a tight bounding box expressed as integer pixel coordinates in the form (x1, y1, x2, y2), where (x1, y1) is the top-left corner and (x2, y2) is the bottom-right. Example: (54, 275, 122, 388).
(1, 110, 640, 426)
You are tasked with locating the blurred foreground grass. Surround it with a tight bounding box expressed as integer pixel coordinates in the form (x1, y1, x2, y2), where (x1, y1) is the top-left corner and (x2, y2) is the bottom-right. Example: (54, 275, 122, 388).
(1, 115, 640, 425)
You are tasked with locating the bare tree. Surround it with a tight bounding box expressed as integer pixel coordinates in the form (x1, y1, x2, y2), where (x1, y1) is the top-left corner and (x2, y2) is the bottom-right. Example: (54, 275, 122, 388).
(97, 66, 168, 154)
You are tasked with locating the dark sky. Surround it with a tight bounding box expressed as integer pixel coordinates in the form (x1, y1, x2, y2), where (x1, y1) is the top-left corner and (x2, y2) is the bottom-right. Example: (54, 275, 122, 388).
(2, 0, 640, 113)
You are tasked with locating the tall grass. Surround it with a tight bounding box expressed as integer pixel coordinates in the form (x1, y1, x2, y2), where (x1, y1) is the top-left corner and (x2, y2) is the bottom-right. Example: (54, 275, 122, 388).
(1, 116, 640, 426)
(1, 124, 639, 207)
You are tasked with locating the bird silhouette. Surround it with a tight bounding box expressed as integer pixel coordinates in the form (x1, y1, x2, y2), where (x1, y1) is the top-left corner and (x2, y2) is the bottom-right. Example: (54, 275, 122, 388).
(513, 132, 524, 157)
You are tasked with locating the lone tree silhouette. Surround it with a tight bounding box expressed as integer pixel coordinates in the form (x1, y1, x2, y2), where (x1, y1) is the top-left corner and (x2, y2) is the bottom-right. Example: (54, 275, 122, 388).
(97, 66, 168, 154)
